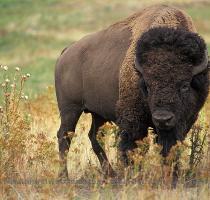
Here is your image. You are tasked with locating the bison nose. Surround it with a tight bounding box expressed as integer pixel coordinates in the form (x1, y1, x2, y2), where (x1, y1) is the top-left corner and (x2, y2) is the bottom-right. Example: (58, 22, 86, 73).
(152, 111, 175, 129)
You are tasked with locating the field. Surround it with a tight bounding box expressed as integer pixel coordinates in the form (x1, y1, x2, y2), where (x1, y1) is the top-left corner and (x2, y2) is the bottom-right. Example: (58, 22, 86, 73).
(0, 0, 210, 199)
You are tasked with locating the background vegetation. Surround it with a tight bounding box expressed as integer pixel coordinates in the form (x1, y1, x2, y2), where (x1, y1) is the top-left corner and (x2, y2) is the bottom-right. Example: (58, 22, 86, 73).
(1, 0, 210, 96)
(0, 0, 210, 199)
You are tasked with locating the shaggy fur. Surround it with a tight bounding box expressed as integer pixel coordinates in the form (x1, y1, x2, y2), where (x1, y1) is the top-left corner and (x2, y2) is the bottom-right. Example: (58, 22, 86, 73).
(134, 27, 209, 155)
(136, 27, 206, 66)
(117, 6, 193, 134)
(116, 5, 208, 157)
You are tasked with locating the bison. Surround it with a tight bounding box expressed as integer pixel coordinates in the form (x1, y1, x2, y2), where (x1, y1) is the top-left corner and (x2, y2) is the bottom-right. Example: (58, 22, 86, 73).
(55, 5, 209, 182)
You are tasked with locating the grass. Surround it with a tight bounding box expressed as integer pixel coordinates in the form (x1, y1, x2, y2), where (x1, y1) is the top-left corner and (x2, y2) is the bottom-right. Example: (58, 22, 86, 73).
(0, 77, 210, 199)
(1, 0, 210, 96)
(0, 0, 210, 199)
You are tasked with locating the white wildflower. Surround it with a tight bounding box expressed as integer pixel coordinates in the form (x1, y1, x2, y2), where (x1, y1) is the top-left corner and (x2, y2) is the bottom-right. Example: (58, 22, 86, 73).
(26, 73, 31, 77)
(22, 75, 27, 80)
(10, 84, 15, 88)
(0, 106, 3, 113)
(3, 65, 8, 71)
(15, 67, 20, 71)
(5, 79, 10, 83)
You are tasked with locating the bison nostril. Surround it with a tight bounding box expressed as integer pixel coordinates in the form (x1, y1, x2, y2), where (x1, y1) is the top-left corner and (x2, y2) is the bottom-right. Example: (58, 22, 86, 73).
(152, 111, 175, 128)
(154, 115, 172, 121)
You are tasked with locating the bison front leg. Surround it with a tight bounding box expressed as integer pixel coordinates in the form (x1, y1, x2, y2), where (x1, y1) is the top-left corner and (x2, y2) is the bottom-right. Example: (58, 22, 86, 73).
(161, 153, 181, 188)
(88, 113, 116, 177)
(172, 157, 181, 188)
(157, 135, 181, 188)
(118, 130, 138, 167)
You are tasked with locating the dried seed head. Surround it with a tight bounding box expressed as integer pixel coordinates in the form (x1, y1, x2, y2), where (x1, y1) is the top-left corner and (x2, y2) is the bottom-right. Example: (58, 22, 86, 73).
(22, 75, 27, 80)
(1, 83, 6, 87)
(26, 73, 31, 78)
(15, 67, 20, 71)
(5, 79, 10, 83)
(3, 66, 8, 71)
(4, 93, 10, 97)
(10, 84, 15, 88)
(24, 95, 28, 100)
(0, 106, 3, 113)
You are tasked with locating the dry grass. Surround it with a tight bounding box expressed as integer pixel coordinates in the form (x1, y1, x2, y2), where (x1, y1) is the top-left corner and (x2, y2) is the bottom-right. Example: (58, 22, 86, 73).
(0, 66, 209, 199)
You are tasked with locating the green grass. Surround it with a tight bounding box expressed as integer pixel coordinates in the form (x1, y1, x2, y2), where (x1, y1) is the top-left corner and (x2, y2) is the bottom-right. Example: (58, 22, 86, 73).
(0, 0, 210, 97)
(22, 58, 55, 96)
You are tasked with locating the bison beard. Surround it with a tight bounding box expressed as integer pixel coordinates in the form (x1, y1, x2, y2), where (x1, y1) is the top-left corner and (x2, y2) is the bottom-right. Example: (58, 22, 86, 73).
(156, 129, 181, 157)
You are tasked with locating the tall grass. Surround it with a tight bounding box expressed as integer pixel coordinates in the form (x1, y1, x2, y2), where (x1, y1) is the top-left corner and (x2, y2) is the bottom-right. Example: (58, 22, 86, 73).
(0, 66, 209, 199)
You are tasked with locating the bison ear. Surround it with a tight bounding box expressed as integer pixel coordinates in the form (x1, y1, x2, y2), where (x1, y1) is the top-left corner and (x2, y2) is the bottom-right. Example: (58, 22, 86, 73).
(192, 50, 208, 76)
(134, 56, 144, 74)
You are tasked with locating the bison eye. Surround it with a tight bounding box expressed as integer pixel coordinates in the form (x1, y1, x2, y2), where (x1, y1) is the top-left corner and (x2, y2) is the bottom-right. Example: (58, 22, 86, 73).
(180, 83, 190, 93)
(191, 73, 205, 91)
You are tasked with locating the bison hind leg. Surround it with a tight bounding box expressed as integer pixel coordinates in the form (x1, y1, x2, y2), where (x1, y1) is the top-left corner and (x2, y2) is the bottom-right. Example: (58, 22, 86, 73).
(88, 113, 116, 177)
(57, 105, 82, 180)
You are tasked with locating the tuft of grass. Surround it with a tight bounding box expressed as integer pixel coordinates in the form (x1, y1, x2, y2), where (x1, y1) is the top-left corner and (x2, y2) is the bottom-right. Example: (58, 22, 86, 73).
(0, 66, 60, 198)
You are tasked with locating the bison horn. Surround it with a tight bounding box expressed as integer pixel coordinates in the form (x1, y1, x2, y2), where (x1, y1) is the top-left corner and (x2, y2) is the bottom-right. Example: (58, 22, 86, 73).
(192, 50, 209, 76)
(134, 56, 143, 74)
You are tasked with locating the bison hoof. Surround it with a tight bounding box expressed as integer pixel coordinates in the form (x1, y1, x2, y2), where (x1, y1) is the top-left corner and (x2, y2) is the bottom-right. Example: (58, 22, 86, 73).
(58, 169, 69, 181)
(107, 169, 117, 178)
(102, 164, 117, 178)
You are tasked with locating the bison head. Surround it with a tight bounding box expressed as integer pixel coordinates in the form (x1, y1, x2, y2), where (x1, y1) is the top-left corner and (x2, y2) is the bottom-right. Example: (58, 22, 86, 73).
(135, 27, 209, 156)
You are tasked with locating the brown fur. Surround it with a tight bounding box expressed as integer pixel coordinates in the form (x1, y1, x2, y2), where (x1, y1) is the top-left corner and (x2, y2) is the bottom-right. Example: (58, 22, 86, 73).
(116, 5, 196, 136)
